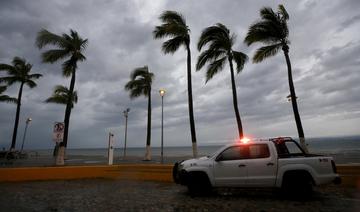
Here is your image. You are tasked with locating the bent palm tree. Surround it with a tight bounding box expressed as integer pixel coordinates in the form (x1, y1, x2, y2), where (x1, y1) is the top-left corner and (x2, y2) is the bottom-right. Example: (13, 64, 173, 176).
(36, 29, 88, 165)
(45, 85, 78, 157)
(244, 5, 307, 152)
(0, 57, 42, 151)
(197, 23, 248, 139)
(125, 66, 154, 161)
(0, 86, 17, 103)
(153, 11, 198, 157)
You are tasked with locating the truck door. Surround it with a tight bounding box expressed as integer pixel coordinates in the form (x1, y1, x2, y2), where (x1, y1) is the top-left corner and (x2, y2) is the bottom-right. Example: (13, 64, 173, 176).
(246, 143, 277, 187)
(213, 146, 248, 187)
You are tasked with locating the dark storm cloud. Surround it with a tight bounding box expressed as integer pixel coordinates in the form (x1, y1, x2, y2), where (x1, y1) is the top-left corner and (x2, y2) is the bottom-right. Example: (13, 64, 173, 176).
(1, 0, 359, 150)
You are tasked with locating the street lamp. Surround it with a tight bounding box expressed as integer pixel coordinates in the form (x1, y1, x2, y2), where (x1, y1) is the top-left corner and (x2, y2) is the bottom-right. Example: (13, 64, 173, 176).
(123, 108, 130, 159)
(159, 89, 166, 163)
(20, 117, 32, 153)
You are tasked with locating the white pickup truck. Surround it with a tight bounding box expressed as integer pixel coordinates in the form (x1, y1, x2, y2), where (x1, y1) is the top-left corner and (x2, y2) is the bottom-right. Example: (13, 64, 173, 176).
(173, 137, 341, 195)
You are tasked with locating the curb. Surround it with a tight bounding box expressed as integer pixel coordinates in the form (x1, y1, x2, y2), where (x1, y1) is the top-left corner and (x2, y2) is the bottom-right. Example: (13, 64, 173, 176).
(0, 164, 359, 188)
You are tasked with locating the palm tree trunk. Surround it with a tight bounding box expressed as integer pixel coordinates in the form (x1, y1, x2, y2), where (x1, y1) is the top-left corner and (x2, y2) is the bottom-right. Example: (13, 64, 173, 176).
(144, 87, 152, 161)
(56, 70, 76, 165)
(228, 57, 244, 139)
(186, 44, 198, 158)
(282, 45, 307, 153)
(9, 83, 24, 151)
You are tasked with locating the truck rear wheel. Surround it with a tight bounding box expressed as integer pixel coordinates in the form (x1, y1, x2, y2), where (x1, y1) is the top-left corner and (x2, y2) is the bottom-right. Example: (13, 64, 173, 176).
(282, 171, 314, 198)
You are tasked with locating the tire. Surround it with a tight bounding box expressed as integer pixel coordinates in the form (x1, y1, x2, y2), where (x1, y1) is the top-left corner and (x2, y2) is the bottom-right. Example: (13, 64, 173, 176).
(186, 172, 212, 196)
(172, 162, 179, 183)
(282, 171, 313, 198)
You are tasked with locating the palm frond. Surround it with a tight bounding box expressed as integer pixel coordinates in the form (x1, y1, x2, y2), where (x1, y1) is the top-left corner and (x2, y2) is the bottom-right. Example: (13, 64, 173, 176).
(0, 64, 15, 72)
(0, 86, 6, 93)
(12, 57, 27, 66)
(197, 23, 231, 51)
(62, 58, 76, 77)
(42, 49, 71, 63)
(0, 86, 17, 103)
(0, 76, 19, 86)
(36, 29, 68, 49)
(159, 11, 187, 27)
(130, 66, 148, 80)
(45, 85, 78, 107)
(245, 5, 289, 48)
(125, 66, 154, 99)
(45, 96, 68, 105)
(260, 7, 280, 23)
(278, 5, 289, 20)
(205, 56, 227, 83)
(53, 85, 69, 94)
(244, 21, 282, 46)
(153, 10, 189, 57)
(25, 80, 37, 88)
(0, 95, 18, 103)
(232, 51, 248, 73)
(153, 23, 188, 39)
(196, 49, 226, 71)
(0, 85, 17, 103)
(253, 43, 282, 63)
(162, 36, 186, 54)
(28, 73, 43, 79)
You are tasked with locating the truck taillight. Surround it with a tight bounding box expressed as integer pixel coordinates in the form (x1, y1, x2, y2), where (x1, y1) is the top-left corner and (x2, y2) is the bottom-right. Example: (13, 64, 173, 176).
(331, 160, 337, 173)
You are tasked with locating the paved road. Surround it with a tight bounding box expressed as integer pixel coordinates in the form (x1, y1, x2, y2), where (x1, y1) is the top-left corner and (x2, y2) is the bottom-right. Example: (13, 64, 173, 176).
(0, 179, 359, 212)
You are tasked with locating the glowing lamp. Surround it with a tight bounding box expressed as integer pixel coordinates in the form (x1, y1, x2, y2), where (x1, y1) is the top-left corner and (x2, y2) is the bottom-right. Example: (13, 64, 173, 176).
(159, 89, 166, 97)
(240, 137, 250, 144)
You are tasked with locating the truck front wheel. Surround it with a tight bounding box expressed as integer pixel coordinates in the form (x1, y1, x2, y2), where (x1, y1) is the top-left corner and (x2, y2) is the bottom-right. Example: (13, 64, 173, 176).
(186, 172, 212, 195)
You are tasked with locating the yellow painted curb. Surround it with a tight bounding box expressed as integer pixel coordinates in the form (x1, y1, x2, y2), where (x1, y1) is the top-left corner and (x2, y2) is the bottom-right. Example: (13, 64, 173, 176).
(0, 164, 174, 183)
(0, 164, 359, 188)
(336, 165, 360, 188)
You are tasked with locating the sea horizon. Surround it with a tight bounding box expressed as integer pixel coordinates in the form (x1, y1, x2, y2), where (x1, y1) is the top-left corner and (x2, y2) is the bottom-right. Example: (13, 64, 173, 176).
(18, 135, 360, 165)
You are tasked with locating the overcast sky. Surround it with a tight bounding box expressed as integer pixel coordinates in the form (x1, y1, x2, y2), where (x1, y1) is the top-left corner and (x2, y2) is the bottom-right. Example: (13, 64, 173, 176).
(0, 0, 359, 150)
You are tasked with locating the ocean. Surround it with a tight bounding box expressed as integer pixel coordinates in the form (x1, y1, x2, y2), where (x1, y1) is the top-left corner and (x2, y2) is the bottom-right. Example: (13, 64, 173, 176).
(31, 136, 360, 164)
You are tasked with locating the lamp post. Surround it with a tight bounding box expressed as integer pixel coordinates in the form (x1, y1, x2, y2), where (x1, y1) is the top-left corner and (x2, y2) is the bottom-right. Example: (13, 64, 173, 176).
(123, 108, 130, 159)
(159, 89, 166, 163)
(20, 117, 32, 153)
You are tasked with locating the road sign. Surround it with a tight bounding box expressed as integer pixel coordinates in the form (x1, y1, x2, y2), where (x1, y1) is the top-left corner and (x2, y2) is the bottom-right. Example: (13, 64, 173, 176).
(53, 122, 64, 143)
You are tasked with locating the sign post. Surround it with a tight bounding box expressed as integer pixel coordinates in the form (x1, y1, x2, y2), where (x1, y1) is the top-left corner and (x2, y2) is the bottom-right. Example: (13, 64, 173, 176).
(108, 132, 115, 165)
(53, 122, 64, 143)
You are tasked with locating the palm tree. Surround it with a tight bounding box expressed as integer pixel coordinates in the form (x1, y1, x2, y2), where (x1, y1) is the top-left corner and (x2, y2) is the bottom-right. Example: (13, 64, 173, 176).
(196, 23, 248, 139)
(153, 11, 198, 157)
(36, 29, 88, 165)
(125, 66, 154, 161)
(244, 5, 307, 152)
(0, 57, 42, 151)
(0, 86, 17, 103)
(45, 85, 78, 157)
